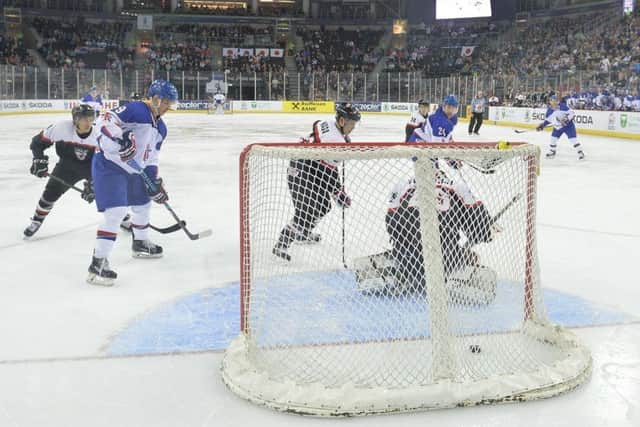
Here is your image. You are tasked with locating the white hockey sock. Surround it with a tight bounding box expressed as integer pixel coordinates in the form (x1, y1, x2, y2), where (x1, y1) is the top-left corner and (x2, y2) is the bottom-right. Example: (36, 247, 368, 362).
(549, 136, 559, 152)
(131, 202, 152, 241)
(569, 137, 582, 152)
(95, 206, 128, 259)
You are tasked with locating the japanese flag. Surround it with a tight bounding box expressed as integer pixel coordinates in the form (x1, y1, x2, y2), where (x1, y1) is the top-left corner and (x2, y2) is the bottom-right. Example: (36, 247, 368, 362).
(461, 46, 475, 57)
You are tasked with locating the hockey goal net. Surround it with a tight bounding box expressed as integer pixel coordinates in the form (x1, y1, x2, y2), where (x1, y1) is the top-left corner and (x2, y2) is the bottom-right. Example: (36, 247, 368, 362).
(223, 142, 591, 416)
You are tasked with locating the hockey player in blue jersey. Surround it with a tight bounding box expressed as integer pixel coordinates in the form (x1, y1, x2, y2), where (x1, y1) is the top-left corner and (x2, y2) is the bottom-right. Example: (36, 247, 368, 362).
(81, 85, 103, 117)
(87, 79, 178, 286)
(408, 95, 459, 143)
(536, 95, 585, 160)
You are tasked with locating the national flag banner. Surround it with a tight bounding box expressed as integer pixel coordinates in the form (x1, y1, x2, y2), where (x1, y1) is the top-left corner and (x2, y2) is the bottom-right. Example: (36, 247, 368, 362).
(255, 48, 269, 57)
(461, 46, 475, 57)
(270, 48, 284, 58)
(223, 47, 238, 58)
(239, 48, 254, 57)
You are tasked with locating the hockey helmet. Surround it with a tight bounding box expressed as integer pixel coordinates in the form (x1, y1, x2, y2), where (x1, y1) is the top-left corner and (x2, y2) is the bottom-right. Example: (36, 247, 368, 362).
(72, 104, 95, 124)
(442, 94, 459, 107)
(417, 99, 430, 106)
(148, 79, 179, 102)
(335, 103, 361, 122)
(130, 92, 142, 101)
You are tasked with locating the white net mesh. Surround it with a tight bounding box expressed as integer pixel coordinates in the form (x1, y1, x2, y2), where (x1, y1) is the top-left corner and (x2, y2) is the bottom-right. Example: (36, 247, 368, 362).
(222, 142, 591, 416)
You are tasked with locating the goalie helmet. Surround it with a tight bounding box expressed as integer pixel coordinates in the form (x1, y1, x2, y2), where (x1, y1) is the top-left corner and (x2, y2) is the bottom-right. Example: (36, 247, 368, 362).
(335, 103, 361, 122)
(72, 104, 95, 125)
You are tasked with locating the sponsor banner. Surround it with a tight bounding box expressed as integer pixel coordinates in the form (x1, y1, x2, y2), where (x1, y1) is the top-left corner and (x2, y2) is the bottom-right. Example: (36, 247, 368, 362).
(381, 102, 419, 114)
(489, 106, 640, 137)
(176, 100, 209, 111)
(255, 48, 269, 57)
(233, 100, 282, 112)
(65, 99, 119, 111)
(239, 48, 254, 57)
(0, 100, 58, 112)
(339, 101, 381, 113)
(283, 101, 334, 113)
(0, 99, 117, 113)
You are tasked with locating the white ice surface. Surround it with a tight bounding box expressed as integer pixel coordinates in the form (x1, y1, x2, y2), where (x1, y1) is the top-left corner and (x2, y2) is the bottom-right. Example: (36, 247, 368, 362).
(0, 113, 638, 426)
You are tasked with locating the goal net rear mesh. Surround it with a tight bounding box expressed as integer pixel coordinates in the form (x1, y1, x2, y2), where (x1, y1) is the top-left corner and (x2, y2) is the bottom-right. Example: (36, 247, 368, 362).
(222, 142, 591, 416)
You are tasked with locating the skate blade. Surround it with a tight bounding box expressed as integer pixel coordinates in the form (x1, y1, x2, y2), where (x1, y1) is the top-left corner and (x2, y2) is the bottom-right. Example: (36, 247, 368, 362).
(86, 273, 115, 287)
(132, 252, 164, 259)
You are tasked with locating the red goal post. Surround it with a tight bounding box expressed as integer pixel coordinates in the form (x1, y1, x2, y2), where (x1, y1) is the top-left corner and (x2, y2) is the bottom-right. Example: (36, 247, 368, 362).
(225, 141, 591, 416)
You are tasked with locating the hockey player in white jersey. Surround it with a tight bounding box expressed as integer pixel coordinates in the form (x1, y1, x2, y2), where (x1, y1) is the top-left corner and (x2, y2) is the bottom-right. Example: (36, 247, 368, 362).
(23, 104, 98, 238)
(272, 103, 361, 261)
(536, 95, 585, 160)
(405, 99, 430, 142)
(87, 79, 178, 286)
(212, 92, 226, 114)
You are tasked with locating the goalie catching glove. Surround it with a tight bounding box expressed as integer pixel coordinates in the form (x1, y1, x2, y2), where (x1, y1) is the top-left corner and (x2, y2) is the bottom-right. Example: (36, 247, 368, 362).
(30, 155, 49, 178)
(332, 189, 351, 208)
(146, 177, 168, 204)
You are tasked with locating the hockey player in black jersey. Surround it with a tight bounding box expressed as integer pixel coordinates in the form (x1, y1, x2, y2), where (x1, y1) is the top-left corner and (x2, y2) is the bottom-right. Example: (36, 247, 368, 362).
(272, 103, 361, 261)
(23, 104, 99, 238)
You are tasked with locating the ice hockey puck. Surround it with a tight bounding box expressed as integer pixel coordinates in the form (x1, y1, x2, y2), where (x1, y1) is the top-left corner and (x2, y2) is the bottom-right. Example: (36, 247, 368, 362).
(469, 344, 481, 354)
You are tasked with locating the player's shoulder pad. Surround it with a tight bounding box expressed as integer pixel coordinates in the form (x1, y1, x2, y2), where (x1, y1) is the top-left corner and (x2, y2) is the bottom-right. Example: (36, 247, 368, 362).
(112, 101, 153, 124)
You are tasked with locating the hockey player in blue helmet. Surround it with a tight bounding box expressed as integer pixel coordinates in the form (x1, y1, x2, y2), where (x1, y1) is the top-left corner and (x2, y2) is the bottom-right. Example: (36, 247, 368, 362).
(87, 79, 179, 286)
(536, 94, 585, 160)
(408, 95, 459, 143)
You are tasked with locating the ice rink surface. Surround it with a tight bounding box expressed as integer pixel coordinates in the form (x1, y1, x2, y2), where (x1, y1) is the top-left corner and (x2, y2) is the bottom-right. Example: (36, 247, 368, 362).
(0, 112, 638, 426)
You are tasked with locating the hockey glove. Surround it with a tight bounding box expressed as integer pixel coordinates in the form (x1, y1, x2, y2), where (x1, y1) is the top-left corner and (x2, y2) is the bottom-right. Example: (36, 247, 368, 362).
(118, 130, 136, 161)
(147, 177, 169, 204)
(535, 123, 545, 132)
(81, 180, 95, 204)
(30, 156, 48, 178)
(333, 189, 351, 208)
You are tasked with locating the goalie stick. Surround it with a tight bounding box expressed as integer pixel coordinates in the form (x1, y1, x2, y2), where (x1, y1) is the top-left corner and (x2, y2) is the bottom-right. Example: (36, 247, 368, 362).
(46, 173, 185, 235)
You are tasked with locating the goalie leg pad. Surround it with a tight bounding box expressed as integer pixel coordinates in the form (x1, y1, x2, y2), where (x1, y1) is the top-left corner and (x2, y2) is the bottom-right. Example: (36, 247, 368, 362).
(447, 265, 497, 306)
(353, 251, 402, 295)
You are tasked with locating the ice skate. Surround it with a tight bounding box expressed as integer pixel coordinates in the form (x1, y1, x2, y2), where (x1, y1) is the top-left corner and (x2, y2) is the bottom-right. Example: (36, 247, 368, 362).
(23, 218, 43, 238)
(545, 150, 556, 159)
(87, 256, 117, 286)
(577, 151, 585, 160)
(132, 239, 163, 258)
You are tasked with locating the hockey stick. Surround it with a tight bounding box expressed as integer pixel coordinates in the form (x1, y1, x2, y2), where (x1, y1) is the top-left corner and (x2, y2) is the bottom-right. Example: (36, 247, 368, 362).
(514, 129, 529, 134)
(124, 160, 212, 240)
(46, 173, 185, 235)
(46, 173, 83, 193)
(465, 162, 496, 175)
(490, 192, 523, 226)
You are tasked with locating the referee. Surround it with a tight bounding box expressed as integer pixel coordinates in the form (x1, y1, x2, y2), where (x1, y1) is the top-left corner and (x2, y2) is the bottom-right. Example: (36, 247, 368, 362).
(468, 91, 486, 136)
